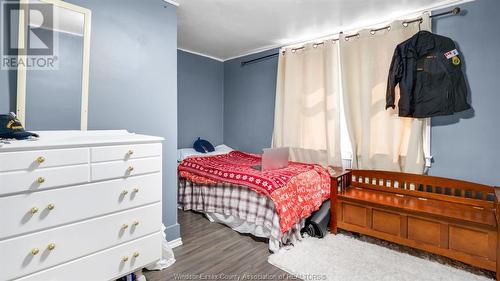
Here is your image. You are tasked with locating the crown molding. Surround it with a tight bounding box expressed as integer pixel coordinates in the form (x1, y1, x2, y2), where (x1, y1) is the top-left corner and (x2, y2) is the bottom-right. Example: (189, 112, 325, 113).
(178, 48, 224, 62)
(223, 45, 282, 62)
(163, 0, 179, 7)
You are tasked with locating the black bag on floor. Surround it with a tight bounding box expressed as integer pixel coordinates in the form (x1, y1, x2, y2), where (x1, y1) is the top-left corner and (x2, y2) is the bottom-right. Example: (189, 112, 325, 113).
(302, 200, 330, 238)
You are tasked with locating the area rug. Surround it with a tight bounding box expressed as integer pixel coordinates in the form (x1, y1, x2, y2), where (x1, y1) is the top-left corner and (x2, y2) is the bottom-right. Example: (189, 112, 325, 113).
(268, 234, 493, 281)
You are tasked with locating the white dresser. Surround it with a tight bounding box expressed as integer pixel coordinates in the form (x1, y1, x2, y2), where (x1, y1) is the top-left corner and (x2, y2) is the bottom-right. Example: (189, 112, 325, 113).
(0, 131, 164, 281)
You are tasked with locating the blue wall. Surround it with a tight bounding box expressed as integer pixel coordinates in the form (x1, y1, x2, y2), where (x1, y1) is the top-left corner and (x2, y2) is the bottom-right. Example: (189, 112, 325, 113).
(223, 48, 279, 153)
(221, 0, 499, 186)
(429, 0, 500, 185)
(178, 50, 224, 148)
(69, 0, 179, 240)
(25, 31, 83, 130)
(0, 62, 15, 114)
(0, 0, 181, 240)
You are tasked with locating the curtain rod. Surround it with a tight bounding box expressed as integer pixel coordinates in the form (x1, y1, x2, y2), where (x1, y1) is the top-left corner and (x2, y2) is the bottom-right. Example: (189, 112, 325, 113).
(241, 7, 461, 66)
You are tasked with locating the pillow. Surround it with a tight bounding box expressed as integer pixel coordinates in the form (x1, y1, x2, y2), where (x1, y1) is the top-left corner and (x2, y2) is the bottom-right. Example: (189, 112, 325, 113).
(214, 144, 233, 154)
(177, 148, 197, 162)
(177, 144, 235, 162)
(193, 137, 215, 153)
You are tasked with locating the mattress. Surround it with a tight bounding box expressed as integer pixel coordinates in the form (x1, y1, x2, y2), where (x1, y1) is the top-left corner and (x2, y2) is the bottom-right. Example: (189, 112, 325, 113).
(177, 178, 304, 252)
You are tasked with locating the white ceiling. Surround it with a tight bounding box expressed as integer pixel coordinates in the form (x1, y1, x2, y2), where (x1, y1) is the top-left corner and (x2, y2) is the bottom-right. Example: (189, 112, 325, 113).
(175, 0, 467, 61)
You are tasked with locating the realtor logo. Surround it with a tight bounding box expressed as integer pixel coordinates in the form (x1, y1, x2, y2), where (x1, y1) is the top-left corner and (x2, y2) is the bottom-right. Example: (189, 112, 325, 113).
(1, 1, 59, 70)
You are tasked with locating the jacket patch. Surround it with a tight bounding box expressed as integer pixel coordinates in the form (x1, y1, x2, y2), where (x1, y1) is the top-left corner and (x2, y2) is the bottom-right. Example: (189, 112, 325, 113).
(452, 56, 461, 65)
(444, 49, 459, 59)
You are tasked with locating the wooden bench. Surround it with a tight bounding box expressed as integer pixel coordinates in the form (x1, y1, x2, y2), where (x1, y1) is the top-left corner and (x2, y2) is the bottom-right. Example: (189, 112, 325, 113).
(329, 169, 500, 279)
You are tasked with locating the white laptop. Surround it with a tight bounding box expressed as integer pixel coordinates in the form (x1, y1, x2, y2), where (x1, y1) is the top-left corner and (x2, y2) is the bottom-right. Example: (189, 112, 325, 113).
(252, 147, 289, 171)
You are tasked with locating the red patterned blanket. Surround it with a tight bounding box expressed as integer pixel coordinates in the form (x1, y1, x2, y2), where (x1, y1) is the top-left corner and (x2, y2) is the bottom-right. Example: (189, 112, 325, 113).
(178, 151, 331, 233)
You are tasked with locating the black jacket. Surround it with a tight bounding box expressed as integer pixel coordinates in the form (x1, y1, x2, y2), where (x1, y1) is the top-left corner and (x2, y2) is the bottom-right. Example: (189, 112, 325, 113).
(386, 31, 470, 118)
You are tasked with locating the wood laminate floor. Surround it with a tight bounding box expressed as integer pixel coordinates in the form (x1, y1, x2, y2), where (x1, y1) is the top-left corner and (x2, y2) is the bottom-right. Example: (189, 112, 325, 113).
(144, 211, 295, 281)
(144, 210, 494, 281)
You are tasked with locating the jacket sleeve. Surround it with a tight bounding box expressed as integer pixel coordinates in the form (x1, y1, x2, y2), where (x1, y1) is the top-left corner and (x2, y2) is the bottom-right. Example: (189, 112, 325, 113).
(386, 46, 403, 109)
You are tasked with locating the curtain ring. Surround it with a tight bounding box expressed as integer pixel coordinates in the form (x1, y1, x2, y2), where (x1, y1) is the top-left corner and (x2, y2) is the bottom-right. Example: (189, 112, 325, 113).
(345, 34, 360, 41)
(369, 30, 376, 35)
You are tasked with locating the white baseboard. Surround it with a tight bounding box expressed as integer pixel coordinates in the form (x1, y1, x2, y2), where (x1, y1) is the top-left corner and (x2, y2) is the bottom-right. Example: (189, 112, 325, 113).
(168, 238, 183, 249)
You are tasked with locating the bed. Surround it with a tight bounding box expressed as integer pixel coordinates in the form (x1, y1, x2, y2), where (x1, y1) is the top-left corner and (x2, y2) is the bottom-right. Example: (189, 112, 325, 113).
(177, 146, 331, 252)
(177, 144, 234, 162)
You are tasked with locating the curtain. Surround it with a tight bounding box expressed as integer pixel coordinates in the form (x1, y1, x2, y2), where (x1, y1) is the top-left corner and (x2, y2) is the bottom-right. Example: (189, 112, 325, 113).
(273, 42, 342, 167)
(339, 15, 431, 174)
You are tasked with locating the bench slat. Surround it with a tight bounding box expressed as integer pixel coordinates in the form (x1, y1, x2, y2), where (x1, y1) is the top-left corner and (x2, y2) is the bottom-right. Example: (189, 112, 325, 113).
(347, 170, 496, 210)
(339, 188, 497, 228)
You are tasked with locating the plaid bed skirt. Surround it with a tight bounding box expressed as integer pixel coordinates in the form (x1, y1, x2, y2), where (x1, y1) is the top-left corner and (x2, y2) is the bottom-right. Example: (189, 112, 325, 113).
(178, 178, 304, 249)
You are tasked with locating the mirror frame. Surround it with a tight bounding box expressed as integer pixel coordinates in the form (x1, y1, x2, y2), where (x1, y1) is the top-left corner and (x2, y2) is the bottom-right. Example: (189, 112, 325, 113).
(16, 0, 92, 130)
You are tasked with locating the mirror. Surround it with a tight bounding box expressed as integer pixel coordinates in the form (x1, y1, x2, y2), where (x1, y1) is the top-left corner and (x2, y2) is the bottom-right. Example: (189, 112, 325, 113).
(16, 0, 91, 130)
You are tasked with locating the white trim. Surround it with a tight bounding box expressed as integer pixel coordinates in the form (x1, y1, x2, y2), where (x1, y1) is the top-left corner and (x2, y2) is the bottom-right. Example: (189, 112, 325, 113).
(215, 0, 473, 61)
(223, 44, 283, 62)
(16, 0, 27, 125)
(178, 48, 224, 62)
(80, 7, 91, 131)
(163, 0, 179, 7)
(168, 238, 183, 249)
(424, 118, 433, 171)
(30, 25, 84, 37)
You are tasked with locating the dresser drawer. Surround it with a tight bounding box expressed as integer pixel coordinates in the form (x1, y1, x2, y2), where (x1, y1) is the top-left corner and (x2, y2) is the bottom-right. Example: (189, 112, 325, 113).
(0, 173, 161, 239)
(0, 204, 161, 280)
(91, 157, 161, 181)
(0, 148, 89, 173)
(91, 143, 162, 163)
(17, 232, 162, 281)
(0, 165, 89, 196)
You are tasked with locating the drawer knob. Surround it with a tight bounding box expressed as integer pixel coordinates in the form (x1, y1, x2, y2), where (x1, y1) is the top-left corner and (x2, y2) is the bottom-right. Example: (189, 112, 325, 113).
(47, 243, 56, 251)
(37, 177, 45, 184)
(127, 166, 134, 172)
(121, 190, 129, 196)
(122, 256, 129, 262)
(46, 203, 55, 211)
(31, 248, 40, 255)
(36, 156, 45, 164)
(30, 207, 39, 214)
(121, 224, 129, 230)
(132, 188, 139, 193)
(133, 252, 140, 258)
(132, 220, 139, 226)
(127, 150, 134, 156)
